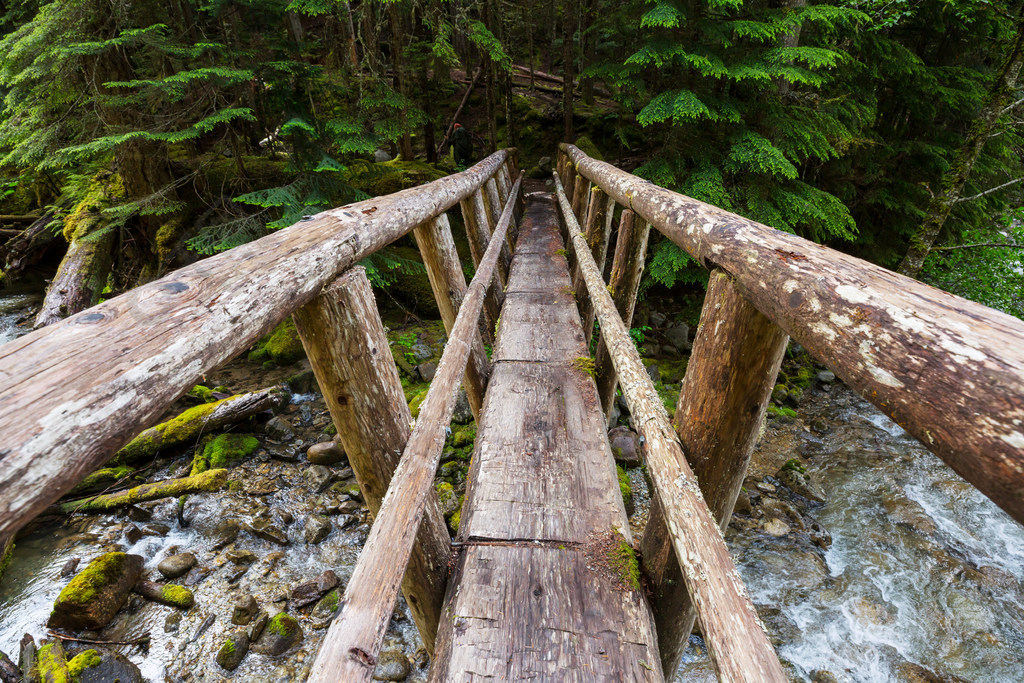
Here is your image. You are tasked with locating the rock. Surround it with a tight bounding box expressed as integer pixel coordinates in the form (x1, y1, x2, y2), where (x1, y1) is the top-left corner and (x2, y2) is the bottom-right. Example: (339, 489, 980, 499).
(71, 647, 143, 683)
(777, 468, 826, 504)
(59, 558, 80, 578)
(374, 149, 392, 163)
(133, 580, 195, 609)
(307, 440, 345, 466)
(416, 361, 438, 382)
(216, 630, 250, 671)
(164, 611, 182, 633)
(246, 519, 290, 546)
(252, 612, 303, 655)
(771, 384, 788, 404)
(303, 464, 335, 493)
(247, 610, 269, 642)
(761, 518, 791, 537)
(183, 565, 213, 586)
(816, 370, 836, 385)
(226, 547, 258, 565)
(286, 369, 317, 394)
(810, 670, 839, 683)
(157, 552, 197, 579)
(608, 426, 642, 467)
(226, 564, 249, 584)
(292, 569, 340, 608)
(48, 552, 144, 631)
(649, 311, 667, 328)
(0, 649, 17, 683)
(410, 340, 433, 361)
(436, 483, 459, 517)
(537, 156, 553, 173)
(734, 490, 753, 515)
(881, 493, 937, 534)
(664, 323, 690, 351)
(451, 388, 473, 424)
(211, 519, 240, 549)
(264, 415, 295, 441)
(304, 515, 332, 544)
(645, 364, 661, 383)
(232, 595, 259, 625)
(312, 589, 340, 622)
(123, 525, 142, 545)
(373, 649, 411, 681)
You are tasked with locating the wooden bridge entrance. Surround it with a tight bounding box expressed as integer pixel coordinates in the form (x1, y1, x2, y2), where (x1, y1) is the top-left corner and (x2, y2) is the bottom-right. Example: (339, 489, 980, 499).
(2, 146, 1023, 682)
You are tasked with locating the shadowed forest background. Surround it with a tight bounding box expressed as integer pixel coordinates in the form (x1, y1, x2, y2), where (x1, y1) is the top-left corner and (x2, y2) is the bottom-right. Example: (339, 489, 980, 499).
(0, 0, 1022, 321)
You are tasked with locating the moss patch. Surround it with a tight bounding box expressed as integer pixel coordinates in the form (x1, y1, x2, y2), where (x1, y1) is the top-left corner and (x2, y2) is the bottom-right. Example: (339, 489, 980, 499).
(409, 389, 429, 418)
(607, 530, 640, 591)
(191, 433, 259, 475)
(187, 385, 217, 403)
(66, 649, 102, 679)
(267, 612, 299, 638)
(36, 642, 70, 683)
(616, 465, 633, 510)
(161, 584, 195, 608)
(248, 318, 305, 366)
(55, 553, 128, 607)
(572, 356, 596, 378)
(319, 589, 339, 613)
(0, 538, 13, 584)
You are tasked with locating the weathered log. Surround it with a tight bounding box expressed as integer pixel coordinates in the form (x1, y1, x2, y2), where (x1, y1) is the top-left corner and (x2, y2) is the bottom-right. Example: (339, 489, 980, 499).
(572, 186, 614, 345)
(292, 266, 452, 652)
(570, 173, 589, 226)
(413, 214, 490, 420)
(113, 387, 286, 465)
(485, 178, 513, 277)
(60, 469, 227, 514)
(306, 174, 522, 683)
(0, 215, 40, 224)
(556, 172, 786, 682)
(0, 212, 61, 285)
(35, 224, 116, 328)
(459, 189, 503, 337)
(562, 142, 1024, 525)
(641, 269, 788, 677)
(18, 634, 35, 683)
(0, 150, 511, 540)
(595, 210, 650, 422)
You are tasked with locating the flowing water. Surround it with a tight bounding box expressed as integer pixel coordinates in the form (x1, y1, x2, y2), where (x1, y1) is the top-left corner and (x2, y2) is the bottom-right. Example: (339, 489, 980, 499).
(672, 387, 1024, 682)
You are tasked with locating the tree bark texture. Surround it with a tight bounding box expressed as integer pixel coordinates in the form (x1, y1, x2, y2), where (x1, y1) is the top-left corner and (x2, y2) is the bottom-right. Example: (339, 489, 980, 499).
(292, 266, 451, 653)
(0, 150, 511, 540)
(595, 209, 650, 422)
(572, 186, 614, 345)
(35, 223, 116, 328)
(555, 173, 786, 682)
(641, 269, 788, 678)
(305, 174, 522, 683)
(562, 142, 1024, 525)
(60, 469, 228, 514)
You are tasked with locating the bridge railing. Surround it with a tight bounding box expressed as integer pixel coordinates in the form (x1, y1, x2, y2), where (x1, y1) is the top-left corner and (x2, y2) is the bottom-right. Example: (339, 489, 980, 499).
(0, 149, 515, 543)
(556, 142, 1024, 678)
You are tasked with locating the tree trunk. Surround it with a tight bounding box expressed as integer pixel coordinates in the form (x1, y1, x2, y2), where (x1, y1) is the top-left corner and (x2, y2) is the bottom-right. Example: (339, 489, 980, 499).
(898, 18, 1024, 278)
(561, 0, 576, 141)
(775, 0, 807, 96)
(35, 221, 115, 328)
(387, 4, 414, 159)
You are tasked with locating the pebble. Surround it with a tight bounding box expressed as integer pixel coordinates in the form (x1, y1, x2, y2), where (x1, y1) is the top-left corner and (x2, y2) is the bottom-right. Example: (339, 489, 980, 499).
(232, 595, 259, 625)
(158, 552, 197, 579)
(304, 515, 332, 545)
(307, 440, 345, 466)
(373, 649, 411, 681)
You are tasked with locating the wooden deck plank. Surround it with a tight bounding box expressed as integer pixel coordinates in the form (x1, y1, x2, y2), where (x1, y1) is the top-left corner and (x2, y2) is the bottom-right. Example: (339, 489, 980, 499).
(430, 193, 663, 682)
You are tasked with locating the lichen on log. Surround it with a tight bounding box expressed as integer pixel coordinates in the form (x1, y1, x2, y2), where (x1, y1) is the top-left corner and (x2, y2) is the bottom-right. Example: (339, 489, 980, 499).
(61, 469, 228, 514)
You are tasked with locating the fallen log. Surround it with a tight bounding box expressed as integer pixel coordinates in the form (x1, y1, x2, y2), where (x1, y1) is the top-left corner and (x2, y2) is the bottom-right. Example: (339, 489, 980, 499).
(0, 211, 61, 285)
(113, 387, 287, 465)
(0, 215, 40, 224)
(60, 469, 228, 514)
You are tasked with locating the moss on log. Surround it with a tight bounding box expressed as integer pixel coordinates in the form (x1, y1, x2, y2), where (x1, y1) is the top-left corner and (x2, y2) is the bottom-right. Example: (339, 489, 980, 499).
(113, 388, 285, 465)
(61, 469, 228, 514)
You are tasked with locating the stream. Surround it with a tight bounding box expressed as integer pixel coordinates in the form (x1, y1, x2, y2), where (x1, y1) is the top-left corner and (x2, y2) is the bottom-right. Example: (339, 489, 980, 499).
(1, 287, 1022, 681)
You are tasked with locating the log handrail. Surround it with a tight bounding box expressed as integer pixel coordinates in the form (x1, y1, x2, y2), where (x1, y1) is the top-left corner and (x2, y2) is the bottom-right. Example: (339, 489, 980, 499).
(307, 172, 523, 682)
(555, 173, 787, 682)
(560, 143, 1024, 525)
(0, 149, 513, 540)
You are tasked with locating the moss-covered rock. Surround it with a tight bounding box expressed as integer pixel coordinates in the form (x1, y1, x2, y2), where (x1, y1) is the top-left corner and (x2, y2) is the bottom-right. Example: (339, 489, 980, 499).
(253, 612, 303, 656)
(36, 641, 71, 683)
(248, 318, 305, 366)
(616, 465, 634, 517)
(573, 136, 605, 161)
(190, 433, 259, 475)
(48, 552, 144, 631)
(216, 629, 250, 671)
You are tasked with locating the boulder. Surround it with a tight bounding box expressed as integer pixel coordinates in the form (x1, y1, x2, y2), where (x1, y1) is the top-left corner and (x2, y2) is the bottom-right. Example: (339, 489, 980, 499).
(303, 465, 335, 493)
(373, 649, 411, 681)
(451, 388, 473, 424)
(664, 323, 690, 351)
(216, 630, 250, 671)
(246, 519, 290, 546)
(133, 580, 195, 609)
(608, 427, 643, 467)
(537, 156, 553, 174)
(307, 440, 345, 466)
(304, 515, 332, 545)
(416, 361, 438, 382)
(72, 648, 143, 683)
(252, 612, 303, 655)
(292, 570, 340, 608)
(157, 552, 196, 579)
(48, 553, 144, 631)
(232, 595, 259, 625)
(264, 415, 295, 442)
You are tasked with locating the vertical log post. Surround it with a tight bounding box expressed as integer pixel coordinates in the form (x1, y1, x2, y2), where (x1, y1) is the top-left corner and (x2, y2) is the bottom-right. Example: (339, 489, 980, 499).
(494, 168, 511, 205)
(570, 173, 590, 224)
(292, 266, 451, 653)
(485, 177, 513, 277)
(572, 187, 615, 346)
(595, 209, 650, 422)
(640, 269, 789, 678)
(413, 213, 490, 421)
(459, 191, 503, 338)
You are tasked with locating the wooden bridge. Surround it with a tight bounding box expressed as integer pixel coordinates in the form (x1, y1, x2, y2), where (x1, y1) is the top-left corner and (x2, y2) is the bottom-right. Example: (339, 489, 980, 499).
(1, 145, 1023, 681)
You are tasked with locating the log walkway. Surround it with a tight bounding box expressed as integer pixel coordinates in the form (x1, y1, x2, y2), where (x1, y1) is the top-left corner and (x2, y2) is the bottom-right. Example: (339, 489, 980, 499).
(430, 193, 661, 680)
(2, 146, 1023, 681)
